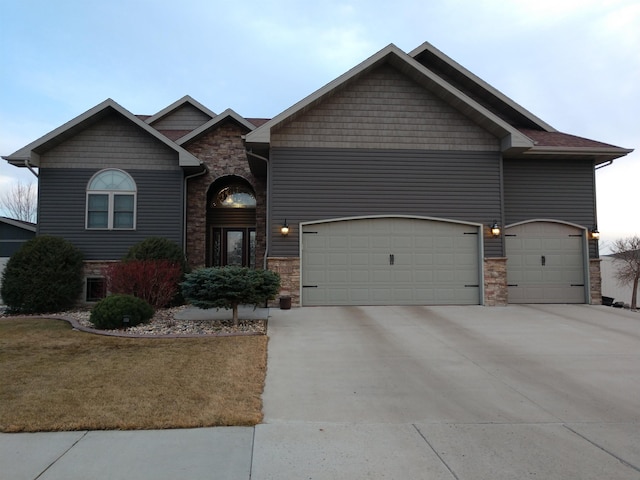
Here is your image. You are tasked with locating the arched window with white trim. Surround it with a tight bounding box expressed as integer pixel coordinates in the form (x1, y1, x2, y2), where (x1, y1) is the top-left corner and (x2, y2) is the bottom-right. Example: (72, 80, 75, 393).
(86, 169, 137, 229)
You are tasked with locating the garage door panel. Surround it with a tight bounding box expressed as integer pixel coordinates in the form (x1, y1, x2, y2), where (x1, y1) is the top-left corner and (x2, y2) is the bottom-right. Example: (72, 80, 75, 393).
(506, 222, 586, 304)
(302, 218, 481, 306)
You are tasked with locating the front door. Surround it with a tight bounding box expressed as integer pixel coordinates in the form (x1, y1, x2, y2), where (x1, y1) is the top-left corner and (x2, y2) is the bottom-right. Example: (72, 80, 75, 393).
(212, 227, 256, 268)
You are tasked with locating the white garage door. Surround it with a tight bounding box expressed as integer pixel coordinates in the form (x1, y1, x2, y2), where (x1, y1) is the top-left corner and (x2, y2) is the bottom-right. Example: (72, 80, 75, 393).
(301, 217, 481, 306)
(505, 222, 587, 303)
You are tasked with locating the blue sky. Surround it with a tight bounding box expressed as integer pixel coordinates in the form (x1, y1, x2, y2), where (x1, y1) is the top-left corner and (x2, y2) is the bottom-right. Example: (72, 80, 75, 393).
(1, 0, 638, 249)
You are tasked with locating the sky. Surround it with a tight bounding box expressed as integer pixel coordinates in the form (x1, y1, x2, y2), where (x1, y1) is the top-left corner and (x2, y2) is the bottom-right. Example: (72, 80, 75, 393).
(1, 0, 638, 252)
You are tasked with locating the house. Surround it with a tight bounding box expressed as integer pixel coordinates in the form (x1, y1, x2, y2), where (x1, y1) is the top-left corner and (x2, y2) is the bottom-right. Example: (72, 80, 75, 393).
(3, 42, 633, 307)
(0, 217, 36, 304)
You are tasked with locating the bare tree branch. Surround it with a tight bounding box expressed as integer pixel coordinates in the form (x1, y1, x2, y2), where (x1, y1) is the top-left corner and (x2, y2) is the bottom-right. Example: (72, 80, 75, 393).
(0, 181, 37, 223)
(610, 235, 640, 310)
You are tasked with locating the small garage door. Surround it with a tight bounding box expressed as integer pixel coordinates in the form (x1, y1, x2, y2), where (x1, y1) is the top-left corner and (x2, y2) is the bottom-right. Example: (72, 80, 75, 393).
(505, 222, 587, 303)
(301, 217, 481, 306)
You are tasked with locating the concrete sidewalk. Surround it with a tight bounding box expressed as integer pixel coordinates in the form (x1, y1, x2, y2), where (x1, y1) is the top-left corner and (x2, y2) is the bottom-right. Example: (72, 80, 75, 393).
(2, 305, 640, 479)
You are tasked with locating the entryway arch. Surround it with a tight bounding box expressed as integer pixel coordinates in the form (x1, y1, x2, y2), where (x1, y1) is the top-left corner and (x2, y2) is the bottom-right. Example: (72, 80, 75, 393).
(206, 176, 256, 267)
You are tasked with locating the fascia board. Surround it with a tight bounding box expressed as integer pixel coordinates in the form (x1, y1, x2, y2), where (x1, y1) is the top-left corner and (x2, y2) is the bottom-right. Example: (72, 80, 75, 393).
(522, 146, 634, 161)
(3, 99, 202, 168)
(177, 108, 255, 145)
(145, 95, 216, 125)
(409, 41, 557, 133)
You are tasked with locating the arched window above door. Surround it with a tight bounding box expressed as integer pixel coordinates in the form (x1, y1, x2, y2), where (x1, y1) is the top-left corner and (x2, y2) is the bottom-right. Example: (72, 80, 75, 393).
(211, 183, 256, 208)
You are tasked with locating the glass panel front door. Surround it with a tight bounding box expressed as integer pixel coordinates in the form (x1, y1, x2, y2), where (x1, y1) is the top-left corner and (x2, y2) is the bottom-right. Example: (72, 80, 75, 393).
(211, 227, 256, 267)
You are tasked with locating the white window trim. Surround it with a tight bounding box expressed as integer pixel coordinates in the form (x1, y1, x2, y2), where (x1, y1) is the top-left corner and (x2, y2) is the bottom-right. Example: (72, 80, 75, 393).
(86, 169, 137, 230)
(86, 191, 137, 230)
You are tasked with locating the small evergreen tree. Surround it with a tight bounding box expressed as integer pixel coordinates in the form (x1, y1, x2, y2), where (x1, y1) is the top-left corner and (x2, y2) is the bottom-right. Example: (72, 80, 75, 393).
(181, 267, 281, 327)
(1, 235, 84, 313)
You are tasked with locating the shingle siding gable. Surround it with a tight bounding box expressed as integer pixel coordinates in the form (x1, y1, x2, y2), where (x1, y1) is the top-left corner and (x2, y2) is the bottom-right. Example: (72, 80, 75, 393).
(150, 104, 213, 131)
(40, 113, 180, 170)
(271, 64, 500, 151)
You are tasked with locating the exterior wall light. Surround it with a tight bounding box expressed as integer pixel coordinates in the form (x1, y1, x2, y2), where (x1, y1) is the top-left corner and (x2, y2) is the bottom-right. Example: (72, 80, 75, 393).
(490, 222, 501, 237)
(590, 227, 600, 240)
(280, 220, 290, 236)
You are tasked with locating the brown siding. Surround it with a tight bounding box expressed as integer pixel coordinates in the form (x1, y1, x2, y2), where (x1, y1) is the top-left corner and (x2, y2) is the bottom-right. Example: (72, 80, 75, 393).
(151, 104, 212, 130)
(40, 113, 179, 170)
(271, 64, 499, 151)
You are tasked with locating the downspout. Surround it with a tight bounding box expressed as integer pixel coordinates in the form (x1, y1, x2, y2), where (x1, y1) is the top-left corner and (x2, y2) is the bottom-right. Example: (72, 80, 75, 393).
(246, 150, 270, 269)
(25, 159, 39, 178)
(183, 165, 209, 260)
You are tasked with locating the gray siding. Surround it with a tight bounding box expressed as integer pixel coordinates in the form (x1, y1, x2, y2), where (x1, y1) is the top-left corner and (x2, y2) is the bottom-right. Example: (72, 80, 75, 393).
(40, 113, 179, 170)
(503, 158, 597, 257)
(270, 147, 502, 257)
(504, 159, 595, 226)
(38, 168, 184, 260)
(0, 222, 35, 257)
(272, 64, 499, 151)
(151, 104, 212, 130)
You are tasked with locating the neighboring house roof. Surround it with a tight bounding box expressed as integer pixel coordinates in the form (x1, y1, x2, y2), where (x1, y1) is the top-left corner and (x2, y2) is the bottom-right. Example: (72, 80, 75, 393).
(2, 99, 202, 168)
(0, 217, 36, 232)
(145, 95, 216, 126)
(176, 108, 257, 146)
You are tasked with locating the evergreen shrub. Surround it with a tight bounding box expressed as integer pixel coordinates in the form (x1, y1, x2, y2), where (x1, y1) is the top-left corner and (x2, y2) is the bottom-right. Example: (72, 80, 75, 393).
(90, 294, 154, 330)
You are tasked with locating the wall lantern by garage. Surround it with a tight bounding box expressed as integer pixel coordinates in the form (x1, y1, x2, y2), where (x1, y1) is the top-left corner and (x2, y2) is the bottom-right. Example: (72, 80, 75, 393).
(280, 220, 290, 236)
(490, 222, 501, 237)
(590, 227, 600, 240)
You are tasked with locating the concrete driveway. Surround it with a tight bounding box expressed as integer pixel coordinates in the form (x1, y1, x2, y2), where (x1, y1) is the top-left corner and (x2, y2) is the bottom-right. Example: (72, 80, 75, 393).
(255, 304, 640, 479)
(3, 305, 640, 479)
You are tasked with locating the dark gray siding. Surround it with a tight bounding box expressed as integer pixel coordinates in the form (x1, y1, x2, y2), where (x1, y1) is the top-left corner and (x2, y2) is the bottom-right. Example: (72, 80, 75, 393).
(270, 147, 502, 257)
(38, 168, 184, 260)
(0, 222, 36, 257)
(504, 159, 595, 225)
(151, 105, 212, 130)
(503, 158, 597, 257)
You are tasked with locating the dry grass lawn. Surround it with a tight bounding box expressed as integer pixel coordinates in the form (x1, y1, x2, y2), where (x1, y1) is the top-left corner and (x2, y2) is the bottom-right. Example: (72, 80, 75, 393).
(0, 318, 268, 432)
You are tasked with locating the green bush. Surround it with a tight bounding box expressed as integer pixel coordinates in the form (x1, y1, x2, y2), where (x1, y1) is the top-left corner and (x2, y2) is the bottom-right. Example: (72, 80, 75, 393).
(123, 237, 189, 274)
(90, 294, 154, 330)
(181, 267, 281, 327)
(1, 235, 84, 314)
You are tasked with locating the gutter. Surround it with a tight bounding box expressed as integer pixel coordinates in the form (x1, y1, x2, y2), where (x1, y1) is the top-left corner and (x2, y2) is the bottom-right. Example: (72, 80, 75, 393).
(595, 160, 614, 170)
(246, 149, 270, 269)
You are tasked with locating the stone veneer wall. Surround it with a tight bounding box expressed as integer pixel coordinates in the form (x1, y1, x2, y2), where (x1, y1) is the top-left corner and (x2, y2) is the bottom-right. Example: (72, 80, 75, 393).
(267, 257, 300, 307)
(484, 257, 508, 306)
(589, 258, 602, 305)
(184, 121, 266, 269)
(81, 260, 118, 305)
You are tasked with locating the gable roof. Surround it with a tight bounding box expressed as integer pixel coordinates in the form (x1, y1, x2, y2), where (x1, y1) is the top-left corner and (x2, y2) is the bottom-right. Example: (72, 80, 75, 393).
(0, 216, 36, 232)
(176, 108, 257, 146)
(246, 44, 535, 153)
(2, 99, 202, 168)
(410, 41, 557, 132)
(246, 43, 632, 164)
(145, 95, 216, 126)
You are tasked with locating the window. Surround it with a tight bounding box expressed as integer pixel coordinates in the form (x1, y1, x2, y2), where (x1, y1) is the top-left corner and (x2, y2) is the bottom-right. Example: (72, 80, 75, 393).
(211, 183, 256, 208)
(86, 277, 107, 302)
(86, 169, 136, 229)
